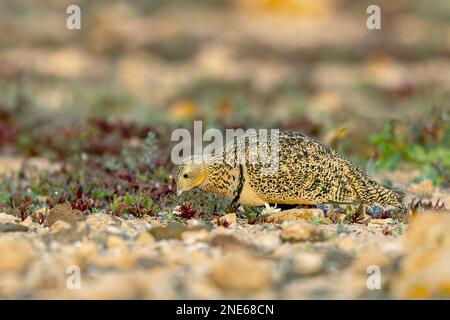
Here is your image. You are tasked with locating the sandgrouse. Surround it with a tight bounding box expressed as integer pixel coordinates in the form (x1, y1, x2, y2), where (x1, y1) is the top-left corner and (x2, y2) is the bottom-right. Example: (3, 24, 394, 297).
(176, 130, 405, 211)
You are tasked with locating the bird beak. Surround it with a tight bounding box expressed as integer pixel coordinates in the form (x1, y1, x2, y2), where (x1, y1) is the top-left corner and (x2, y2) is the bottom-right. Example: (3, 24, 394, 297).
(176, 188, 184, 196)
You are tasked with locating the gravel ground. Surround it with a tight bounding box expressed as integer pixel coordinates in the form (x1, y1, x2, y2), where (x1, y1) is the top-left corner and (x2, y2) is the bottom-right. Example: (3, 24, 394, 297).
(1, 201, 449, 299)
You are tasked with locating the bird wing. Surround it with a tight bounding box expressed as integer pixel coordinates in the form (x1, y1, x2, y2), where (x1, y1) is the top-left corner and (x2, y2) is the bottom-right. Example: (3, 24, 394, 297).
(243, 132, 359, 205)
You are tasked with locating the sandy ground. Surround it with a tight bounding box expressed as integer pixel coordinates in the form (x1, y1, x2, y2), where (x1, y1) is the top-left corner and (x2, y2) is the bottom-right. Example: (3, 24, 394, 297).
(1, 200, 449, 299)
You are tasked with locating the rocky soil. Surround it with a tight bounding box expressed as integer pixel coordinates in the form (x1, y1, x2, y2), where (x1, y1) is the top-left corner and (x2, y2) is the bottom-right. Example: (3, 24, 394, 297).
(1, 204, 449, 299)
(0, 0, 449, 300)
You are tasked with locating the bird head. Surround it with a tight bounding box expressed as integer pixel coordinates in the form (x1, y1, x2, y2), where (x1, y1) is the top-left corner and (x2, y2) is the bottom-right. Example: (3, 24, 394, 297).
(175, 156, 207, 196)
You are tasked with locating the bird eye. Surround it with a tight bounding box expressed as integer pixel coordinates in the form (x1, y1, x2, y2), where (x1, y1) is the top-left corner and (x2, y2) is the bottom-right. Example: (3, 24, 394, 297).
(183, 174, 188, 178)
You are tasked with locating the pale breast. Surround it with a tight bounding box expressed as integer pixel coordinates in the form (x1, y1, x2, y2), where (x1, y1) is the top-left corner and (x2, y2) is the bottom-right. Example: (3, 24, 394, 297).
(238, 171, 266, 206)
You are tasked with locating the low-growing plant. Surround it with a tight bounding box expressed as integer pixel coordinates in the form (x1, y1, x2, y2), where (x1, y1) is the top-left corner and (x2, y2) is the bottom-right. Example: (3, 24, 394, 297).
(244, 207, 262, 224)
(370, 109, 449, 187)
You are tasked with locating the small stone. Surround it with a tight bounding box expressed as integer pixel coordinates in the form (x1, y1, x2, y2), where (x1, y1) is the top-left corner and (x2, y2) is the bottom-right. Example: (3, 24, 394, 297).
(90, 249, 135, 270)
(210, 234, 245, 250)
(218, 213, 237, 226)
(149, 223, 188, 240)
(49, 220, 72, 232)
(0, 212, 20, 224)
(0, 273, 21, 298)
(186, 218, 202, 228)
(322, 248, 354, 273)
(44, 221, 89, 243)
(252, 233, 282, 252)
(69, 273, 141, 299)
(210, 250, 272, 292)
(392, 213, 450, 299)
(0, 238, 33, 272)
(85, 213, 122, 230)
(136, 232, 155, 245)
(107, 235, 127, 250)
(44, 204, 84, 227)
(23, 258, 68, 290)
(280, 222, 325, 242)
(181, 229, 211, 244)
(292, 252, 324, 275)
(105, 225, 125, 235)
(0, 223, 29, 233)
(265, 208, 324, 224)
(337, 237, 359, 253)
(74, 241, 98, 263)
(20, 216, 37, 228)
(370, 218, 393, 225)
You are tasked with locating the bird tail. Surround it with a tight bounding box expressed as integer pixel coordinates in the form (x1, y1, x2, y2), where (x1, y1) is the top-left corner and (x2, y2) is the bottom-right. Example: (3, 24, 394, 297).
(347, 166, 405, 210)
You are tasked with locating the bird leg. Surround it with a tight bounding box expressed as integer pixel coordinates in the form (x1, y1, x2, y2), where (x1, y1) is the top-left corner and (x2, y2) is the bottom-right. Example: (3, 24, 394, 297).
(225, 201, 240, 213)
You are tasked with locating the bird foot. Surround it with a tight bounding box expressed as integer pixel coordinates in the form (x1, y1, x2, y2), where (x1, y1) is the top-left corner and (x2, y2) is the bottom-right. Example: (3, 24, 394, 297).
(225, 202, 240, 213)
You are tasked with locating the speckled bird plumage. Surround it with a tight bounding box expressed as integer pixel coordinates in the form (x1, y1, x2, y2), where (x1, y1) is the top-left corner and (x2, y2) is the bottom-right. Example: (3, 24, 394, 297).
(176, 130, 405, 210)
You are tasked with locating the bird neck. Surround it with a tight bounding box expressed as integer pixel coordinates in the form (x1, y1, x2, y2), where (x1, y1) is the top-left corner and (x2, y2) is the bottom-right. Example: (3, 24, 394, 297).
(198, 163, 239, 200)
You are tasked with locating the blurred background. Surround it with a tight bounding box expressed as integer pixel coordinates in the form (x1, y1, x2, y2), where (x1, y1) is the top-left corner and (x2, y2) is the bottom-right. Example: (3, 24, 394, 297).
(0, 0, 449, 207)
(0, 0, 449, 301)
